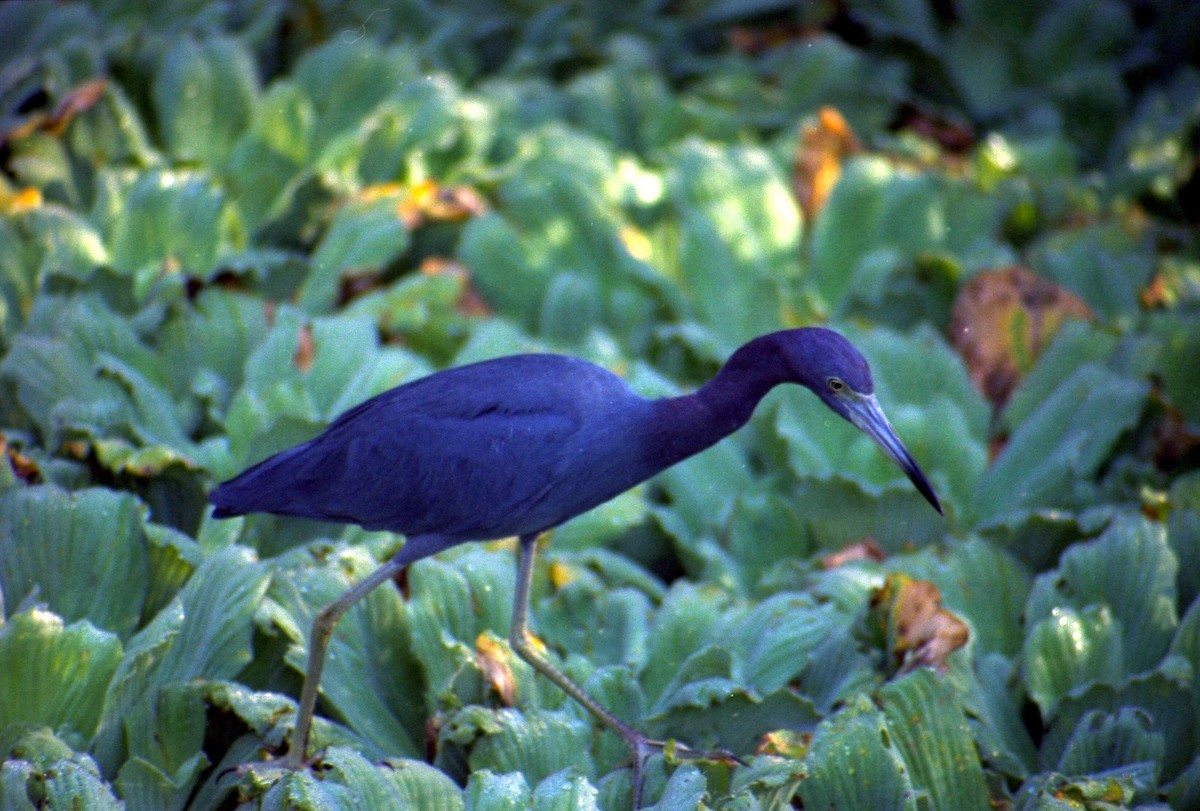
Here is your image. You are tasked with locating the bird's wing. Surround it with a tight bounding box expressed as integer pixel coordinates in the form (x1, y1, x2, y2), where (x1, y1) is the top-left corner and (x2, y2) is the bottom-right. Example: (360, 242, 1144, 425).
(246, 380, 587, 538)
(211, 354, 645, 539)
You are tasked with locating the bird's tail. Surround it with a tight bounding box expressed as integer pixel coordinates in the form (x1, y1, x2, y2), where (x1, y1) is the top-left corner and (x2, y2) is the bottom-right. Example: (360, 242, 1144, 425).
(208, 443, 323, 519)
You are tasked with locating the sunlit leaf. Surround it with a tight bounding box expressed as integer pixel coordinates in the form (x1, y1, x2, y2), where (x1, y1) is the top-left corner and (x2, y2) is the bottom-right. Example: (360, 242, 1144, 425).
(0, 728, 123, 811)
(0, 485, 149, 638)
(0, 610, 122, 746)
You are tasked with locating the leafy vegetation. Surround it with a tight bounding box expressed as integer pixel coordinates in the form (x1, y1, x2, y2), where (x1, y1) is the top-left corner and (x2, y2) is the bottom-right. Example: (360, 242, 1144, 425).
(1, 0, 1198, 808)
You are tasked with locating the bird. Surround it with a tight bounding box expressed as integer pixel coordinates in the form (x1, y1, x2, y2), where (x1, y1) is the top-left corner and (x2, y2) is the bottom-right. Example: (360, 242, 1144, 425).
(209, 326, 942, 783)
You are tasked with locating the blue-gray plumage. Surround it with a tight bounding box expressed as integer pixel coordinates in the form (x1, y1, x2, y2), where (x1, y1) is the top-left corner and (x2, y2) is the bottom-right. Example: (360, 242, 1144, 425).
(210, 327, 942, 781)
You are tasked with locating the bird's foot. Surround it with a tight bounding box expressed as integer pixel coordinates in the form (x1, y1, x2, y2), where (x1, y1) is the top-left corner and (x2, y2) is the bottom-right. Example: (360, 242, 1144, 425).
(631, 735, 743, 767)
(623, 734, 744, 807)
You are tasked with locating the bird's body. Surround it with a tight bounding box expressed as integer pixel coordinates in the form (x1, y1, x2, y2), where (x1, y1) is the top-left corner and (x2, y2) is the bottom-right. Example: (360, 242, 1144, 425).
(210, 327, 942, 788)
(215, 354, 674, 540)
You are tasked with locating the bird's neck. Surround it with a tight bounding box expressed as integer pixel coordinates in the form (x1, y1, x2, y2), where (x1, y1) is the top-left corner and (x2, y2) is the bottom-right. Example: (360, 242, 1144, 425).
(646, 335, 789, 469)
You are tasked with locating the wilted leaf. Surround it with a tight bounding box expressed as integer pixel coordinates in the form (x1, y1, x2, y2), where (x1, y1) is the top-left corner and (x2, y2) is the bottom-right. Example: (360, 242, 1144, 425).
(476, 632, 519, 707)
(950, 265, 1094, 409)
(870, 573, 969, 674)
(821, 538, 886, 568)
(792, 106, 862, 220)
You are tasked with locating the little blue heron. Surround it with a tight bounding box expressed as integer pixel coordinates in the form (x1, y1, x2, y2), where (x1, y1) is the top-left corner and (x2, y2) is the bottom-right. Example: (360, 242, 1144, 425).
(210, 327, 941, 776)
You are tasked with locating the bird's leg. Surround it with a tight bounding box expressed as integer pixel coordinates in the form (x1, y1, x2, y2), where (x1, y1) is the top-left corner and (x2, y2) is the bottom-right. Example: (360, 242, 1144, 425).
(508, 534, 740, 805)
(509, 533, 645, 742)
(285, 546, 413, 770)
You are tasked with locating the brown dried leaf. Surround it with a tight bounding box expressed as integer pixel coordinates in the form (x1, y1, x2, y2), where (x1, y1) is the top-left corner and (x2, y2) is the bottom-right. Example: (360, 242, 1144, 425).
(336, 270, 384, 307)
(293, 323, 315, 372)
(1, 433, 42, 484)
(1154, 399, 1200, 472)
(754, 729, 810, 758)
(420, 257, 492, 317)
(872, 573, 969, 674)
(949, 265, 1094, 410)
(475, 632, 518, 707)
(891, 101, 975, 153)
(0, 78, 108, 145)
(726, 22, 811, 56)
(45, 78, 109, 136)
(0, 187, 43, 214)
(792, 106, 861, 220)
(821, 538, 886, 569)
(396, 180, 489, 230)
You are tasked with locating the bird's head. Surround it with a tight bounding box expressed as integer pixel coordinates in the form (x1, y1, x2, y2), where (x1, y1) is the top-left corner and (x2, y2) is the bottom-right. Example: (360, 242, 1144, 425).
(782, 328, 943, 515)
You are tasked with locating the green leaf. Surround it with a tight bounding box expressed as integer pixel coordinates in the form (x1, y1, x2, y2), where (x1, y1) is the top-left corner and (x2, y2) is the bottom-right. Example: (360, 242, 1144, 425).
(972, 364, 1149, 523)
(797, 695, 917, 811)
(1023, 605, 1124, 719)
(965, 653, 1038, 779)
(724, 755, 807, 809)
(941, 538, 1032, 658)
(23, 205, 109, 282)
(226, 81, 316, 233)
(532, 768, 601, 811)
(537, 580, 652, 674)
(1029, 223, 1152, 321)
(441, 708, 594, 785)
(1145, 312, 1200, 423)
(642, 763, 705, 811)
(325, 748, 466, 810)
(153, 35, 258, 165)
(641, 584, 736, 704)
(0, 610, 122, 745)
(727, 594, 833, 694)
(1038, 655, 1196, 780)
(1055, 707, 1163, 780)
(879, 669, 992, 811)
(0, 729, 123, 811)
(652, 676, 820, 754)
(155, 544, 269, 684)
(299, 197, 410, 313)
(107, 169, 232, 284)
(1026, 516, 1178, 677)
(457, 213, 548, 328)
(667, 140, 798, 345)
(465, 770, 532, 811)
(293, 40, 416, 155)
(0, 485, 149, 638)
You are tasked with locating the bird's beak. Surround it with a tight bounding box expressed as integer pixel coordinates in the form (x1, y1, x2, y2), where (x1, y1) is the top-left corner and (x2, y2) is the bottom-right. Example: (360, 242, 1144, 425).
(844, 394, 943, 515)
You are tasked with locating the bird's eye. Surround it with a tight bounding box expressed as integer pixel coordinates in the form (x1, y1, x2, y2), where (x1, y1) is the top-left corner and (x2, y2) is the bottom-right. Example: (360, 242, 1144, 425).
(827, 377, 844, 393)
